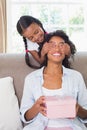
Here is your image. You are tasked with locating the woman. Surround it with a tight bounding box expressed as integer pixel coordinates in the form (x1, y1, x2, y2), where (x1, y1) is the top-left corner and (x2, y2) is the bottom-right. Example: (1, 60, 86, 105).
(20, 30, 87, 130)
(16, 15, 76, 68)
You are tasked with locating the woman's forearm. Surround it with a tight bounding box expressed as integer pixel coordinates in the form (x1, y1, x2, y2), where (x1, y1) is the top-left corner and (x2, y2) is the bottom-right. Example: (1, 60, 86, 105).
(24, 103, 40, 121)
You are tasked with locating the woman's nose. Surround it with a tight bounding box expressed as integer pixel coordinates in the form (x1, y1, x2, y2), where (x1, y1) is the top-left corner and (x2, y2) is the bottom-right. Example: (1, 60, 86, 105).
(54, 44, 62, 50)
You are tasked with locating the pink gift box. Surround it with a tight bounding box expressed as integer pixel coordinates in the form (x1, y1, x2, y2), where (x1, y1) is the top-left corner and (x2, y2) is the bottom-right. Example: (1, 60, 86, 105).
(45, 127, 73, 130)
(46, 96, 76, 119)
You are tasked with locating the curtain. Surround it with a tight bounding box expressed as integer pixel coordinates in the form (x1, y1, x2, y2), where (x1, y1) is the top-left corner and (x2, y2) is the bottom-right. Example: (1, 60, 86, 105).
(0, 0, 7, 53)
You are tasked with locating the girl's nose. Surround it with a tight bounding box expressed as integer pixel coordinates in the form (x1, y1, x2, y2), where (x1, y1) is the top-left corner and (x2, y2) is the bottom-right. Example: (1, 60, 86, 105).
(33, 35, 39, 42)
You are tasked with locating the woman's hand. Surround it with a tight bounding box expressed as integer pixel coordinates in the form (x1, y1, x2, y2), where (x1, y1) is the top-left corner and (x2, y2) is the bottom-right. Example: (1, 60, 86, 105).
(34, 96, 47, 116)
(76, 102, 87, 119)
(76, 102, 79, 113)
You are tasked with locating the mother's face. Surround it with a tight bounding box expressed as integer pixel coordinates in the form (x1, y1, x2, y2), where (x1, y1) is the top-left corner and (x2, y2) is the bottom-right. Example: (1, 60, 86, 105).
(47, 36, 66, 63)
(22, 23, 44, 44)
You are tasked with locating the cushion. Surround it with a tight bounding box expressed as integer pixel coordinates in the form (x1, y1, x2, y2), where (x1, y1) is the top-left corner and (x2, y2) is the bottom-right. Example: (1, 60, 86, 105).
(0, 77, 23, 130)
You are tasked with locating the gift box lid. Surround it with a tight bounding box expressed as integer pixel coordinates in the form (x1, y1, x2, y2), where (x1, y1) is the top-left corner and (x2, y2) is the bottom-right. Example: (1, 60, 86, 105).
(45, 96, 76, 106)
(45, 127, 73, 130)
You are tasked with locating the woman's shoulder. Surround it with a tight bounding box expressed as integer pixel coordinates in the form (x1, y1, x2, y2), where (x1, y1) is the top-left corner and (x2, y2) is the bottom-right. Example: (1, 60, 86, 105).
(25, 67, 44, 79)
(64, 66, 83, 77)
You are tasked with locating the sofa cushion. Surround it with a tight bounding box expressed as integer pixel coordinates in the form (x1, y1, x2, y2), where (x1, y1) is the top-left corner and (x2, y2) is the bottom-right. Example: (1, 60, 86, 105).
(0, 77, 23, 130)
(0, 53, 35, 106)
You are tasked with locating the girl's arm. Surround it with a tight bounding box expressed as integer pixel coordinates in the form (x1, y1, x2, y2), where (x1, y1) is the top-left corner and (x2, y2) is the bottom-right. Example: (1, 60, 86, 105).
(29, 42, 51, 64)
(29, 50, 45, 64)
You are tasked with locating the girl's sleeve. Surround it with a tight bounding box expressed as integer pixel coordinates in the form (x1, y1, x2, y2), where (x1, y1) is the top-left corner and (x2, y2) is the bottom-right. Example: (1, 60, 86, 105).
(27, 39, 39, 51)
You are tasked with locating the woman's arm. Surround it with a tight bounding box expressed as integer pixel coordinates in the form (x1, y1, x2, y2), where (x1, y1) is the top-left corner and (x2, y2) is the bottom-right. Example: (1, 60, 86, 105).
(76, 72, 87, 120)
(24, 96, 46, 121)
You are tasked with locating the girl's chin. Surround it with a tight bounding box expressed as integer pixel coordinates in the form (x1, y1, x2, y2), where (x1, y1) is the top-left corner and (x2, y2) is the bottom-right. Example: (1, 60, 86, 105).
(38, 39, 43, 43)
(40, 36, 44, 42)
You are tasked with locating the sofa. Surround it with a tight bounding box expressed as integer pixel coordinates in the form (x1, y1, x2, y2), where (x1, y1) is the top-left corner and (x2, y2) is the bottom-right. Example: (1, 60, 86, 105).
(0, 52, 87, 129)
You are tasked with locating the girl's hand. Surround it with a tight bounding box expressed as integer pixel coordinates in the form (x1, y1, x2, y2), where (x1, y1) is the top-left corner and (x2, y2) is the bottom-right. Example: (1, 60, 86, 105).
(41, 42, 54, 56)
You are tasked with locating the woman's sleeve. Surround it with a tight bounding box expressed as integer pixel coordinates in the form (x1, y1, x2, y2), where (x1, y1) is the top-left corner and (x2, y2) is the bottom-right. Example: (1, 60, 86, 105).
(77, 73, 87, 123)
(20, 75, 36, 124)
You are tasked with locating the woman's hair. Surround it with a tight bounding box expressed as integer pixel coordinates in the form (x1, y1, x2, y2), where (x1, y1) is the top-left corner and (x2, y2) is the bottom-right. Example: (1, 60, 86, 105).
(38, 30, 76, 68)
(16, 15, 46, 69)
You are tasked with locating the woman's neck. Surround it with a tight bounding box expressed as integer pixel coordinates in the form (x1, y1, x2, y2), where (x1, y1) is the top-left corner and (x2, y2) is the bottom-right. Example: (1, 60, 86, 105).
(44, 62, 63, 75)
(43, 62, 63, 89)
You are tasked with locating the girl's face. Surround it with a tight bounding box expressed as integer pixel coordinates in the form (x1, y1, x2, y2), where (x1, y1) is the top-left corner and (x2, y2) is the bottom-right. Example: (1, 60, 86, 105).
(47, 36, 65, 63)
(22, 23, 44, 44)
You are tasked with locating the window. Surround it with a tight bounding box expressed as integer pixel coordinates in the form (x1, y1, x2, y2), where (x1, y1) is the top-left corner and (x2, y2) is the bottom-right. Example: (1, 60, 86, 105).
(7, 0, 87, 53)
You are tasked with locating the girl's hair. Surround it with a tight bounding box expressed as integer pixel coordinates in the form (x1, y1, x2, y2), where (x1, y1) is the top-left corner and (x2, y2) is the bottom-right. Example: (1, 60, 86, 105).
(23, 37, 40, 69)
(38, 30, 76, 68)
(16, 15, 46, 69)
(16, 15, 46, 35)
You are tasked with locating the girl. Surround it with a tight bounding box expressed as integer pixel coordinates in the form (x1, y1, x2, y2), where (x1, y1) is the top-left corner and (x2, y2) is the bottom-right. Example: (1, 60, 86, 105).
(16, 15, 76, 68)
